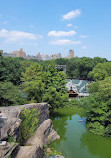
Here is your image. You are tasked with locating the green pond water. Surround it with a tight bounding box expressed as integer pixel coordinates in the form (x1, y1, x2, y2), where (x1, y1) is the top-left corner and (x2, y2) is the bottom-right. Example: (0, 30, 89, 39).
(50, 108, 111, 158)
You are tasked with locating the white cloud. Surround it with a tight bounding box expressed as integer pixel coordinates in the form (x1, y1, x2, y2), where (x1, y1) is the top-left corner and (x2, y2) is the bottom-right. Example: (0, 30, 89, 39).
(0, 29, 36, 42)
(62, 9, 81, 20)
(66, 24, 78, 28)
(66, 24, 73, 27)
(48, 30, 76, 37)
(80, 35, 87, 39)
(50, 39, 81, 45)
(82, 46, 87, 49)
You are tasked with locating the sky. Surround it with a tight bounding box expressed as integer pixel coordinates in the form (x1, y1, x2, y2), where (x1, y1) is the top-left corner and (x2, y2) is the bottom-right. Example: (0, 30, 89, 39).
(0, 0, 111, 60)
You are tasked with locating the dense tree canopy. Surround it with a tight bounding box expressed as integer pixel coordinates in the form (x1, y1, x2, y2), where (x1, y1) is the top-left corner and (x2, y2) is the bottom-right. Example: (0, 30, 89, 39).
(0, 54, 110, 121)
(20, 62, 68, 110)
(81, 77, 111, 136)
(54, 56, 108, 79)
(88, 62, 111, 81)
(42, 64, 68, 110)
(0, 56, 24, 85)
(0, 82, 25, 106)
(21, 62, 45, 102)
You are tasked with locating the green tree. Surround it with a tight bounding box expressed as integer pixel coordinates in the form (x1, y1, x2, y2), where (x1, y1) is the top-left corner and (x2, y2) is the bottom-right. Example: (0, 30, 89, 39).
(88, 77, 111, 101)
(21, 62, 44, 102)
(88, 62, 111, 81)
(66, 57, 80, 78)
(82, 77, 111, 136)
(0, 82, 25, 106)
(0, 56, 24, 85)
(65, 57, 107, 79)
(55, 58, 68, 65)
(42, 64, 68, 111)
(18, 108, 39, 145)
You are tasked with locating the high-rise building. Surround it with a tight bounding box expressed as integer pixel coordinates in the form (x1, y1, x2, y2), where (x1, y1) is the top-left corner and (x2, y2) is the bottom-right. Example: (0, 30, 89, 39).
(56, 53, 62, 58)
(50, 53, 62, 59)
(66, 50, 74, 59)
(36, 52, 42, 61)
(12, 48, 26, 58)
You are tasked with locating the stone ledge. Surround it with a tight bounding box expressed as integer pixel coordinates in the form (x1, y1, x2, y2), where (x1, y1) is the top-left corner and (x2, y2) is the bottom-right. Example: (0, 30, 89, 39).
(16, 119, 60, 158)
(0, 103, 49, 141)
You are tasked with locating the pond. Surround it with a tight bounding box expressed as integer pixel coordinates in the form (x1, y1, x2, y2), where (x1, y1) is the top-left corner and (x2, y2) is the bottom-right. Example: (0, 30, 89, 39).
(50, 107, 111, 158)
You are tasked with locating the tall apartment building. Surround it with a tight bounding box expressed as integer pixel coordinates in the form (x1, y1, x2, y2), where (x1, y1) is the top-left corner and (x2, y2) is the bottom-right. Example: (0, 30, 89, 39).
(12, 48, 26, 58)
(50, 53, 62, 59)
(36, 52, 42, 61)
(66, 50, 74, 59)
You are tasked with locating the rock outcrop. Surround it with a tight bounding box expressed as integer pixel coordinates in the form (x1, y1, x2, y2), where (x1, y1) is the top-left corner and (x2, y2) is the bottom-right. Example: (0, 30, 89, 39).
(0, 103, 49, 141)
(0, 103, 60, 158)
(0, 142, 19, 158)
(16, 119, 60, 158)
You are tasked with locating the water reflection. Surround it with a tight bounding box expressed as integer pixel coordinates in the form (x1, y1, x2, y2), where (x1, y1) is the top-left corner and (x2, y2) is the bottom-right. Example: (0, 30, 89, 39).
(80, 131, 111, 158)
(52, 116, 68, 142)
(51, 108, 111, 158)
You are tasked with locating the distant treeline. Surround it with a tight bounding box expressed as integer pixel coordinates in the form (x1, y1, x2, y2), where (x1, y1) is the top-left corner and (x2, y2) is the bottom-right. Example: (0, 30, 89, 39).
(54, 57, 108, 80)
(28, 56, 109, 80)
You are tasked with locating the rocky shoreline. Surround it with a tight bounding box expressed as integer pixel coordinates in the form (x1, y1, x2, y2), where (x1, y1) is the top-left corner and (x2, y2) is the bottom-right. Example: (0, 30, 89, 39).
(0, 103, 64, 158)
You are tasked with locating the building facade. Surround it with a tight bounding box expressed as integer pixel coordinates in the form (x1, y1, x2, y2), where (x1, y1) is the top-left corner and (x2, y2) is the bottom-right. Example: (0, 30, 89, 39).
(12, 48, 26, 58)
(66, 50, 74, 59)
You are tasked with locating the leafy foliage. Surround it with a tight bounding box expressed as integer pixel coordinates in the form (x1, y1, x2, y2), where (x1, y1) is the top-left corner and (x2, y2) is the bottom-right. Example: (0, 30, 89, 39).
(21, 62, 45, 102)
(88, 62, 111, 81)
(8, 134, 14, 142)
(17, 108, 39, 145)
(86, 122, 105, 136)
(61, 56, 107, 79)
(42, 64, 68, 110)
(81, 77, 111, 136)
(0, 56, 24, 85)
(0, 82, 26, 106)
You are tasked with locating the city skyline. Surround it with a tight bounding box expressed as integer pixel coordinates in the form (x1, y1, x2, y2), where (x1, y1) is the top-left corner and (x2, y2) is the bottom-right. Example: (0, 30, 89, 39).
(2, 48, 74, 60)
(0, 0, 111, 60)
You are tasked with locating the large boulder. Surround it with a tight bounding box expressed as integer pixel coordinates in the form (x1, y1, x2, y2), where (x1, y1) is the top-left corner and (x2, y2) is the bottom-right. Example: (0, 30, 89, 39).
(26, 119, 60, 146)
(0, 103, 61, 158)
(0, 103, 49, 141)
(16, 119, 60, 158)
(0, 143, 19, 158)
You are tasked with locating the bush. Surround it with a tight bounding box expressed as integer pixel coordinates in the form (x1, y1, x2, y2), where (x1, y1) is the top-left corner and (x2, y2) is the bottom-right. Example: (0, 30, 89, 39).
(17, 108, 39, 145)
(86, 122, 104, 136)
(0, 82, 26, 106)
(8, 134, 14, 142)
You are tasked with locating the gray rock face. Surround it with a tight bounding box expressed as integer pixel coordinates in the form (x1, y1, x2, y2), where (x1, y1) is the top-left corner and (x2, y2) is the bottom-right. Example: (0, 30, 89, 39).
(16, 119, 60, 158)
(26, 119, 60, 146)
(0, 142, 19, 158)
(0, 103, 60, 158)
(0, 103, 49, 141)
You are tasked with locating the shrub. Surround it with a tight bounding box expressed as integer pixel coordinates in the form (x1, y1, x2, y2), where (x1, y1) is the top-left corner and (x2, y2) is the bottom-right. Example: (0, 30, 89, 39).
(17, 108, 39, 145)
